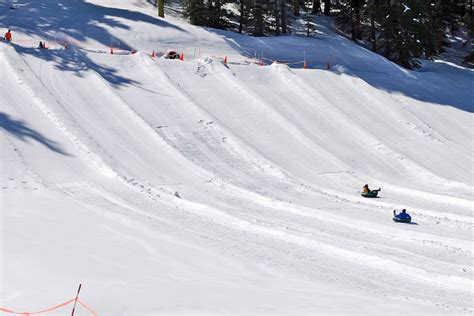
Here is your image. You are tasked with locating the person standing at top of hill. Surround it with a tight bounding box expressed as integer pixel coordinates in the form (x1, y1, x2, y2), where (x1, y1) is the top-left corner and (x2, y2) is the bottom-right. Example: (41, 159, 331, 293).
(4, 29, 12, 42)
(38, 41, 48, 49)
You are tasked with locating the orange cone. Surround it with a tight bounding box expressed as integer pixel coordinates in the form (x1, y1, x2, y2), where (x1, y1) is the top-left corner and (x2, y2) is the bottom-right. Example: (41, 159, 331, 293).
(180, 53, 184, 61)
(223, 56, 227, 65)
(304, 61, 308, 69)
(110, 46, 114, 54)
(152, 50, 155, 58)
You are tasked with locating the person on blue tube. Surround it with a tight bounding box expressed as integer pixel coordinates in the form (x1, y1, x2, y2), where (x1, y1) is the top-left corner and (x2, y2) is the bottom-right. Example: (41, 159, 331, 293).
(393, 209, 411, 223)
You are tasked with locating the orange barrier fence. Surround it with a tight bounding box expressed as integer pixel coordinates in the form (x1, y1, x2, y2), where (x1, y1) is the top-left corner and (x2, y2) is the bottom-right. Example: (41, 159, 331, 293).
(0, 299, 98, 315)
(4, 37, 335, 69)
(78, 300, 99, 316)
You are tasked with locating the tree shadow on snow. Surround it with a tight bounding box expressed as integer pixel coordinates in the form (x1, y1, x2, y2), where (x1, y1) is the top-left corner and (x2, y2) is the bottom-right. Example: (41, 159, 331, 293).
(0, 112, 70, 156)
(12, 44, 140, 88)
(208, 25, 473, 113)
(0, 0, 186, 87)
(0, 0, 185, 50)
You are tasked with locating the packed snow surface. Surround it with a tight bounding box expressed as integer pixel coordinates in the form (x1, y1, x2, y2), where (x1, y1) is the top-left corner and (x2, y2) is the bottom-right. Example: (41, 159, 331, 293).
(1, 0, 473, 315)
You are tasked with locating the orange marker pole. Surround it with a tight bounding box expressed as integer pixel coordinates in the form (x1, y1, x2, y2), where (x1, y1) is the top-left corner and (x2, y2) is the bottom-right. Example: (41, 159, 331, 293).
(71, 284, 82, 316)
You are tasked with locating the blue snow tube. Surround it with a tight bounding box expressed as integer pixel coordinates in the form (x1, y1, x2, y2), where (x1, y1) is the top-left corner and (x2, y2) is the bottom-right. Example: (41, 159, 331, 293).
(393, 214, 412, 223)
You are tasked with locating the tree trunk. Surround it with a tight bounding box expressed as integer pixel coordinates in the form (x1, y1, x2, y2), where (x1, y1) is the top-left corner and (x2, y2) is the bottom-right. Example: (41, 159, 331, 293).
(306, 0, 312, 36)
(350, 0, 361, 40)
(351, 0, 356, 40)
(323, 0, 330, 16)
(156, 0, 165, 18)
(370, 1, 376, 51)
(294, 0, 300, 16)
(354, 0, 360, 40)
(254, 0, 264, 36)
(281, 0, 288, 33)
(239, 0, 244, 33)
(312, 0, 321, 14)
(275, 0, 281, 35)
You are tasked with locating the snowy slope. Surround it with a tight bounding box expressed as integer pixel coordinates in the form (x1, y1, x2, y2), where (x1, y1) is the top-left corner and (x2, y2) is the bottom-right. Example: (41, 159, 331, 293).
(1, 0, 473, 315)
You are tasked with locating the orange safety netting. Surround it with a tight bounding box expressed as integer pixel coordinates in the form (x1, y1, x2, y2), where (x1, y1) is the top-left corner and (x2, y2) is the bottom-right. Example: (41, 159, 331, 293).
(0, 299, 97, 315)
(8, 37, 333, 68)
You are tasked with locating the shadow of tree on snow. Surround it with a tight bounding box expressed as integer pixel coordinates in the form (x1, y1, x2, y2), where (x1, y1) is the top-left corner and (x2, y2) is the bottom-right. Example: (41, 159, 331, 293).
(0, 112, 70, 156)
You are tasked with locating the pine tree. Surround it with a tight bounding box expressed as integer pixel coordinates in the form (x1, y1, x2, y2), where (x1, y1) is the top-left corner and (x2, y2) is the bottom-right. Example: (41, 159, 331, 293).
(235, 0, 290, 36)
(437, 0, 465, 35)
(334, 0, 361, 41)
(184, 0, 205, 25)
(335, 0, 451, 68)
(184, 0, 226, 28)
